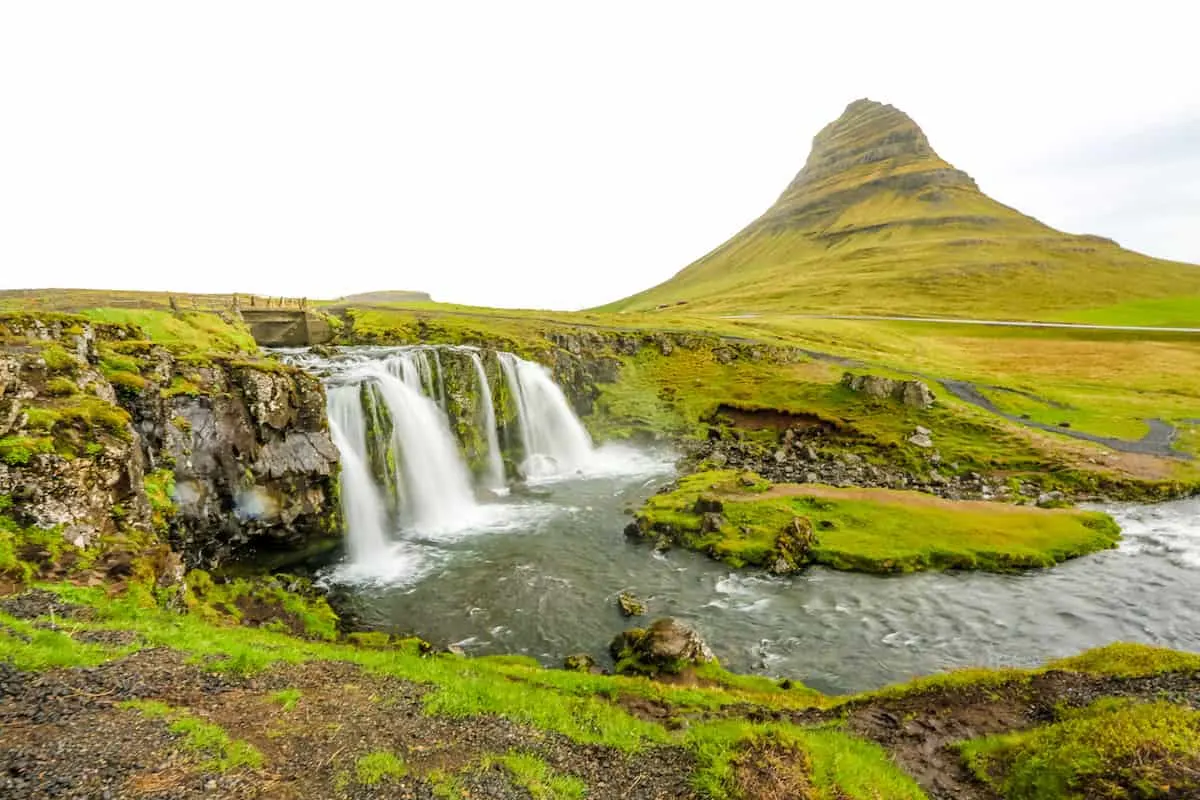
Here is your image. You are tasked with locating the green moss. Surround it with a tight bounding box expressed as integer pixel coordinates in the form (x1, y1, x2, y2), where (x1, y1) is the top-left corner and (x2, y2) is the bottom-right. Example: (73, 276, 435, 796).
(428, 769, 466, 799)
(39, 343, 78, 373)
(162, 376, 202, 398)
(490, 752, 586, 800)
(634, 470, 1121, 574)
(143, 469, 176, 533)
(0, 435, 54, 465)
(354, 751, 407, 785)
(960, 698, 1200, 799)
(0, 610, 135, 669)
(184, 571, 340, 641)
(44, 377, 79, 397)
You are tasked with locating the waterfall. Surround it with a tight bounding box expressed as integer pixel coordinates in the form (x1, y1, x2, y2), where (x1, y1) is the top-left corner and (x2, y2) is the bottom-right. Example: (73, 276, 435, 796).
(468, 351, 506, 492)
(498, 352, 595, 480)
(295, 345, 606, 567)
(368, 361, 479, 531)
(327, 384, 390, 560)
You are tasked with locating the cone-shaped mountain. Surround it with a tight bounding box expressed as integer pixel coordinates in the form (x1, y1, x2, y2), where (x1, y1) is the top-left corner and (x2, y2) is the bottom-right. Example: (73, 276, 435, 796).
(604, 99, 1200, 320)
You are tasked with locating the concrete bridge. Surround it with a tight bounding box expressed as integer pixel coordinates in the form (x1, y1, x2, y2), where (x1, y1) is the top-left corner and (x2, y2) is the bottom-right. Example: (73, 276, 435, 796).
(240, 309, 334, 347)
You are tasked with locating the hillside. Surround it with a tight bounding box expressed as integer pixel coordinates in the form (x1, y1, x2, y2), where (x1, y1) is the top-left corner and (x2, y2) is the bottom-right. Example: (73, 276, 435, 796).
(603, 99, 1200, 321)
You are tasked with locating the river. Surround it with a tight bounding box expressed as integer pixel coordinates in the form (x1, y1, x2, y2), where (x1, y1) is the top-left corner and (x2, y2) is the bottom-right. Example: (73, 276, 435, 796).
(294, 346, 1200, 695)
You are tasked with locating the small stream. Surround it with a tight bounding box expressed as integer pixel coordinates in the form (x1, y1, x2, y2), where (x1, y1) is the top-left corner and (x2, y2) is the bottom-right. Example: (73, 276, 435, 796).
(295, 346, 1200, 695)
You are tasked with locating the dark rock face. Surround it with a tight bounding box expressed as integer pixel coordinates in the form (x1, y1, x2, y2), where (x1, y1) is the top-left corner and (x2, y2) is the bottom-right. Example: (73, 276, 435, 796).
(146, 367, 340, 567)
(610, 618, 715, 676)
(0, 319, 340, 570)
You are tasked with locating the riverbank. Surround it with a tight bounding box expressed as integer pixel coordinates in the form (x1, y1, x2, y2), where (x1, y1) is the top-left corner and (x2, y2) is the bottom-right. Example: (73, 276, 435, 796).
(4, 583, 1200, 799)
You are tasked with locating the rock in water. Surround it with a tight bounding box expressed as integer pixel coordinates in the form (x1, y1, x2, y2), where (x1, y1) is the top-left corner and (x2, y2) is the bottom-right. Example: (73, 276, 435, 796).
(617, 591, 646, 617)
(610, 618, 715, 676)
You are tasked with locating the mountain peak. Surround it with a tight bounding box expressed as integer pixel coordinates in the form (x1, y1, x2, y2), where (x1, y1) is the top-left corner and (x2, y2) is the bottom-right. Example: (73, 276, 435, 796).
(602, 98, 1200, 318)
(764, 98, 977, 229)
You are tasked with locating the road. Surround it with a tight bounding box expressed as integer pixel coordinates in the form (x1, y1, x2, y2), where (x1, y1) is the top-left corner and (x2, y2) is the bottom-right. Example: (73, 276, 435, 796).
(717, 313, 1200, 333)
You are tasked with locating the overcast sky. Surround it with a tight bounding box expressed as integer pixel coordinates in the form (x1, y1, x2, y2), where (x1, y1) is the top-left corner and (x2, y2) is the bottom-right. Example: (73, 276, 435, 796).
(2, 2, 1196, 310)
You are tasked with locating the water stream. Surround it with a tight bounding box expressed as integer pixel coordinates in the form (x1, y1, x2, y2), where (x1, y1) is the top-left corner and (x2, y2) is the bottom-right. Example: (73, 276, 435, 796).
(293, 346, 1200, 695)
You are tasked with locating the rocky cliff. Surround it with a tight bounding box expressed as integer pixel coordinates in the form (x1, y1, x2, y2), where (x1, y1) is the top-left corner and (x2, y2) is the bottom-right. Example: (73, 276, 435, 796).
(0, 314, 339, 579)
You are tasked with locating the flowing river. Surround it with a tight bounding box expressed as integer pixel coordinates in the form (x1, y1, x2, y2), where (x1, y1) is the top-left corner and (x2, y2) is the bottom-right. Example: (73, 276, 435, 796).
(290, 346, 1200, 695)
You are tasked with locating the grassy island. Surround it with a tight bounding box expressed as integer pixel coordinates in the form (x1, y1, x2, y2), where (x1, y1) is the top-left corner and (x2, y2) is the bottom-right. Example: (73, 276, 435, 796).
(630, 470, 1122, 574)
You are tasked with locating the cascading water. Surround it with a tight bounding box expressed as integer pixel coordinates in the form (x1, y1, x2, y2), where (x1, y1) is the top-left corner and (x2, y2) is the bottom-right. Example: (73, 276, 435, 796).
(366, 363, 478, 531)
(468, 351, 506, 492)
(326, 384, 390, 561)
(298, 345, 608, 569)
(498, 352, 595, 480)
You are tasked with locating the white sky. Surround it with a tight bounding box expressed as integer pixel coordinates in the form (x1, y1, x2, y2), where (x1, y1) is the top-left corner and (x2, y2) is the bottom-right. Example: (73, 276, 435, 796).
(2, 2, 1197, 310)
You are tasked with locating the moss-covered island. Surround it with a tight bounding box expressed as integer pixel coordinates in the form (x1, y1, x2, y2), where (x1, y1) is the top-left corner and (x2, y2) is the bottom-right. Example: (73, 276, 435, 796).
(628, 470, 1122, 574)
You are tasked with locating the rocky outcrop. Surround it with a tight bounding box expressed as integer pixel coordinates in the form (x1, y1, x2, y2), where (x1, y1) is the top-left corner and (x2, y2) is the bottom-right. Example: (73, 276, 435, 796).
(693, 420, 1004, 501)
(148, 364, 340, 566)
(841, 372, 936, 409)
(0, 315, 341, 573)
(610, 618, 715, 676)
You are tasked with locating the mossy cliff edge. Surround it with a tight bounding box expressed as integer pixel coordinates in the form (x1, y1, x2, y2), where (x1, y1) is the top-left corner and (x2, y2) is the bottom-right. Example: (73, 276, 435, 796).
(0, 312, 340, 585)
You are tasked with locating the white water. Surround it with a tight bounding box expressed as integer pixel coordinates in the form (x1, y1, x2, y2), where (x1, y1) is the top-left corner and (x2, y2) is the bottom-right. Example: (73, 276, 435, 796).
(468, 351, 507, 493)
(368, 365, 479, 531)
(498, 352, 595, 480)
(326, 385, 390, 561)
(304, 346, 629, 575)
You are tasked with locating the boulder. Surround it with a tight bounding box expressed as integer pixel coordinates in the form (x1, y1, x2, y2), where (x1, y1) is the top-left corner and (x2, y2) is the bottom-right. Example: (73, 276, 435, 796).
(610, 617, 715, 676)
(908, 426, 934, 449)
(841, 372, 935, 409)
(563, 653, 598, 672)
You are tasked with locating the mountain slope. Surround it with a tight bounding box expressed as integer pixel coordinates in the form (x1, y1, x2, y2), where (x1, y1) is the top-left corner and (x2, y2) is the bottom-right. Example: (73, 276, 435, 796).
(604, 99, 1200, 321)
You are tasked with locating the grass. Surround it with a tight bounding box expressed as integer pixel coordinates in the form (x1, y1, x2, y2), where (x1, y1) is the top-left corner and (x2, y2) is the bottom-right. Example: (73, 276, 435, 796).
(120, 699, 264, 772)
(959, 698, 1200, 799)
(1055, 295, 1200, 327)
(634, 471, 1121, 573)
(6, 580, 1200, 799)
(685, 720, 927, 800)
(1048, 642, 1200, 678)
(354, 751, 408, 785)
(270, 687, 302, 711)
(491, 752, 586, 800)
(80, 308, 257, 353)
